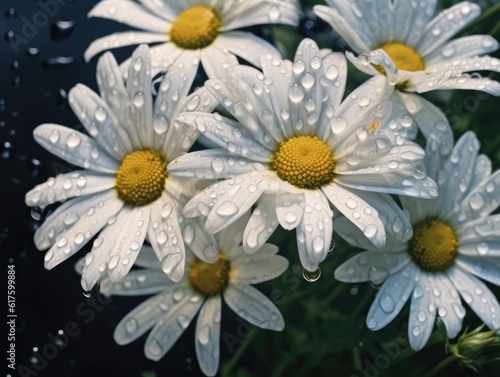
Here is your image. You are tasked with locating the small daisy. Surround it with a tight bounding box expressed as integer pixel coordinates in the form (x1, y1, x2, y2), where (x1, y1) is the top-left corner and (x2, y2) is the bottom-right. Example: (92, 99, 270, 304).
(334, 131, 500, 350)
(168, 38, 438, 273)
(314, 0, 500, 153)
(84, 0, 299, 78)
(101, 212, 288, 377)
(26, 45, 219, 290)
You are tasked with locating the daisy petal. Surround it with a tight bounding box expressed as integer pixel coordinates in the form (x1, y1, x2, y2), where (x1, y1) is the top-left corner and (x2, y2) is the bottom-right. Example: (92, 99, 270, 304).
(456, 256, 500, 286)
(145, 291, 203, 360)
(201, 47, 239, 79)
(168, 149, 265, 179)
(224, 283, 284, 331)
(100, 270, 173, 296)
(429, 274, 464, 338)
(416, 2, 481, 57)
(217, 31, 279, 68)
(426, 35, 499, 65)
(88, 0, 169, 33)
(33, 124, 120, 173)
(243, 195, 280, 254)
(84, 31, 166, 62)
(195, 295, 222, 377)
(25, 170, 114, 207)
(408, 274, 437, 350)
(232, 246, 289, 284)
(69, 84, 131, 159)
(275, 193, 305, 230)
(44, 190, 123, 270)
(417, 75, 500, 96)
(113, 285, 188, 345)
(218, 210, 251, 253)
(33, 195, 101, 251)
(138, 0, 176, 22)
(148, 193, 186, 282)
(126, 45, 154, 147)
(366, 264, 416, 330)
(322, 183, 386, 248)
(345, 51, 381, 76)
(447, 265, 500, 330)
(467, 154, 492, 197)
(175, 113, 272, 162)
(107, 206, 150, 282)
(335, 251, 410, 284)
(181, 216, 218, 263)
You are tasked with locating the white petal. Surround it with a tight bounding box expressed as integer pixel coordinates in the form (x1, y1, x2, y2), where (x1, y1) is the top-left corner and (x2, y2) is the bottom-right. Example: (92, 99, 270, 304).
(456, 256, 500, 286)
(416, 73, 500, 96)
(425, 35, 499, 65)
(275, 193, 305, 230)
(218, 210, 251, 253)
(429, 274, 464, 338)
(69, 84, 131, 159)
(84, 32, 166, 62)
(322, 183, 386, 248)
(223, 283, 284, 331)
(200, 46, 239, 80)
(457, 214, 500, 257)
(205, 175, 264, 234)
(134, 244, 163, 269)
(26, 170, 114, 207)
(175, 112, 272, 162)
(32, 124, 120, 173)
(416, 2, 481, 56)
(126, 45, 154, 147)
(232, 247, 289, 284)
(107, 206, 150, 282)
(145, 291, 203, 360)
(467, 154, 492, 197)
(148, 193, 186, 282)
(408, 274, 437, 350)
(447, 265, 500, 330)
(195, 296, 222, 377)
(181, 216, 218, 263)
(289, 38, 324, 136)
(44, 190, 123, 270)
(243, 195, 280, 254)
(167, 149, 265, 179)
(366, 264, 416, 330)
(335, 251, 410, 284)
(393, 0, 438, 47)
(138, 0, 177, 22)
(101, 270, 172, 296)
(345, 51, 380, 77)
(88, 0, 169, 32)
(33, 194, 102, 251)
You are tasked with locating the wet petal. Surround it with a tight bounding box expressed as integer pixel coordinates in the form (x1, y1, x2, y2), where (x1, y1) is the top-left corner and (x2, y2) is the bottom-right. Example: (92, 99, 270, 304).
(243, 195, 280, 254)
(195, 296, 222, 377)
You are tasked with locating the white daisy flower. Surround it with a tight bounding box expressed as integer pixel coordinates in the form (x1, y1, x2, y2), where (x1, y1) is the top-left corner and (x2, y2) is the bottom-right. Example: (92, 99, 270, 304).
(314, 0, 500, 154)
(26, 45, 219, 290)
(334, 131, 500, 350)
(168, 38, 438, 274)
(84, 0, 299, 78)
(101, 212, 288, 377)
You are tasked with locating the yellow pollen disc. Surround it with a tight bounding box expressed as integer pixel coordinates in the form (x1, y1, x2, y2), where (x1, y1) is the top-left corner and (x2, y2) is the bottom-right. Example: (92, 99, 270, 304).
(270, 136, 335, 190)
(408, 218, 458, 272)
(115, 149, 168, 206)
(169, 6, 221, 50)
(375, 42, 425, 74)
(189, 253, 231, 296)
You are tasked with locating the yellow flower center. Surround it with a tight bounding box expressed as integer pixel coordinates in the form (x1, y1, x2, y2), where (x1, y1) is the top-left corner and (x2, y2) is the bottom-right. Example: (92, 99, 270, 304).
(115, 149, 168, 206)
(375, 42, 425, 74)
(189, 253, 231, 296)
(270, 136, 335, 190)
(407, 218, 458, 272)
(169, 5, 221, 50)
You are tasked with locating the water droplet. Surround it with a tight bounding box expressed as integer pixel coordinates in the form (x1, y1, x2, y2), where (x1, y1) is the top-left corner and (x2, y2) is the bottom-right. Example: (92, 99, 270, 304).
(66, 133, 81, 148)
(215, 202, 238, 217)
(198, 324, 210, 345)
(379, 293, 395, 313)
(302, 267, 321, 282)
(125, 318, 138, 333)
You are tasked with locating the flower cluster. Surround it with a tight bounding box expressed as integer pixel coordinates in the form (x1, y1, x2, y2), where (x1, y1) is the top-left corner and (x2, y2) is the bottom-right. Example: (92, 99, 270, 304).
(26, 0, 500, 375)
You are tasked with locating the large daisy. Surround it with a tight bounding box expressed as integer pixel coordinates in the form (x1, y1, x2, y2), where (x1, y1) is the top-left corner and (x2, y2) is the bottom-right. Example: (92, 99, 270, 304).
(26, 45, 219, 290)
(314, 0, 500, 153)
(84, 0, 299, 78)
(334, 131, 500, 350)
(101, 212, 288, 376)
(168, 38, 438, 274)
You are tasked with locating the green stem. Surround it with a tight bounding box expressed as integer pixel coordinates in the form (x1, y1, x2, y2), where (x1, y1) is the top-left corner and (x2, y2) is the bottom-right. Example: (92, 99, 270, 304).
(222, 328, 259, 377)
(323, 282, 346, 305)
(393, 330, 444, 365)
(422, 354, 457, 377)
(352, 346, 363, 372)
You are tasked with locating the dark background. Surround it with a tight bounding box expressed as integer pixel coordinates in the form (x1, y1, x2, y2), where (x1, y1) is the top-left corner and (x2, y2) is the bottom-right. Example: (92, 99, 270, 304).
(0, 1, 229, 376)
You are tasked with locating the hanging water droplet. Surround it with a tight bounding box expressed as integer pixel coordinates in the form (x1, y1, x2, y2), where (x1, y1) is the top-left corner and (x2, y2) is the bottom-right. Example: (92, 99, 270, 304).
(302, 267, 321, 282)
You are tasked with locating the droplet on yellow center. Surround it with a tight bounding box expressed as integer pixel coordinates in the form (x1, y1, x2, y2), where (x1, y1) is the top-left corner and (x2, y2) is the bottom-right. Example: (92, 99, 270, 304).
(408, 218, 458, 272)
(169, 6, 221, 50)
(115, 149, 168, 206)
(270, 136, 335, 190)
(189, 253, 231, 296)
(375, 42, 425, 74)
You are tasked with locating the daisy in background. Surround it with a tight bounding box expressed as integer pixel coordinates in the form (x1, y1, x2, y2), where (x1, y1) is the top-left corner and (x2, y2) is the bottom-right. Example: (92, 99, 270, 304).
(26, 45, 219, 290)
(334, 131, 500, 350)
(314, 0, 500, 154)
(100, 211, 288, 377)
(84, 0, 299, 78)
(168, 38, 438, 275)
